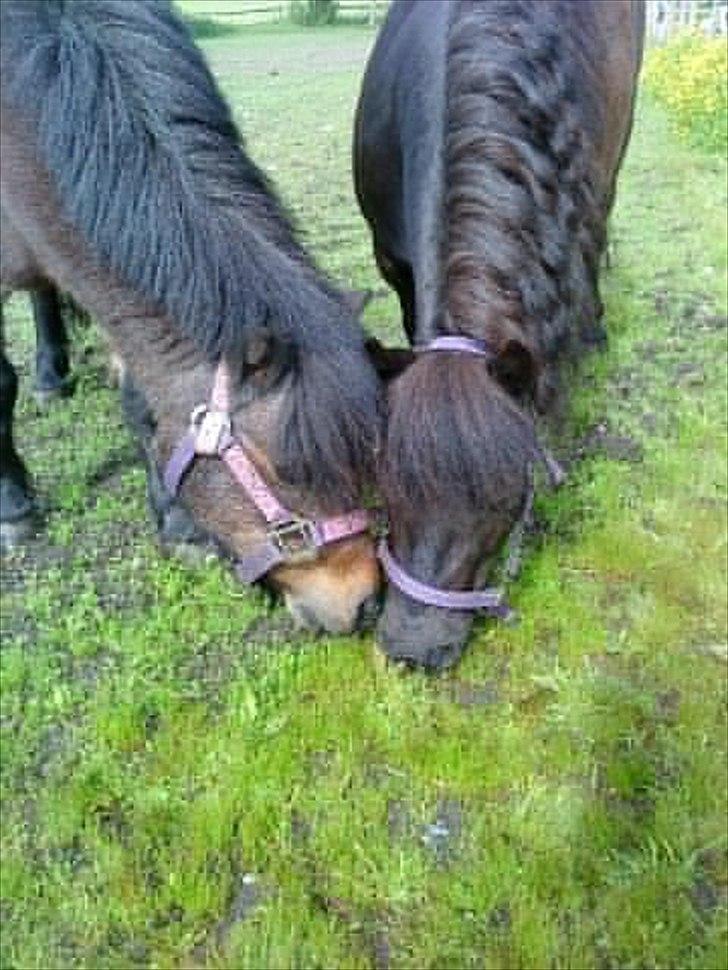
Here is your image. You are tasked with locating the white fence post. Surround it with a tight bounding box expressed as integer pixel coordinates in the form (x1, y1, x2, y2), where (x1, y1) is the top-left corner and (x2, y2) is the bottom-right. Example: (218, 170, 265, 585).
(646, 0, 728, 40)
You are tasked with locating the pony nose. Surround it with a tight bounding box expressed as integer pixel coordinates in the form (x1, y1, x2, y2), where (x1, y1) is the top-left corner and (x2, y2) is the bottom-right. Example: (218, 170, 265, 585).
(378, 637, 466, 672)
(355, 592, 382, 631)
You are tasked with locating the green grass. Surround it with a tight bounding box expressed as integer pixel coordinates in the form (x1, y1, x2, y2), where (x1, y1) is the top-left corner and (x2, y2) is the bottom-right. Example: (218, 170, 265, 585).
(1, 26, 727, 970)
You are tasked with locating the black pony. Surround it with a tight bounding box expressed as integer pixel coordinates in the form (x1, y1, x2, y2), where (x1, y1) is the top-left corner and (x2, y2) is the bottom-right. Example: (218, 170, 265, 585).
(1, 0, 382, 633)
(355, 0, 645, 668)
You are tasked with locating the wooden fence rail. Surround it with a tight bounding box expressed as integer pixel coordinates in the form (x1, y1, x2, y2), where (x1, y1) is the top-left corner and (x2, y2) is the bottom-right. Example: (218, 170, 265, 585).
(181, 0, 389, 26)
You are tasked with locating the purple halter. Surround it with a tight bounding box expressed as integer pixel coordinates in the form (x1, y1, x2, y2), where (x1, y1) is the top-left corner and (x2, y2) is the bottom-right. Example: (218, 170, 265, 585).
(416, 334, 492, 357)
(163, 362, 370, 584)
(378, 540, 513, 618)
(378, 334, 563, 615)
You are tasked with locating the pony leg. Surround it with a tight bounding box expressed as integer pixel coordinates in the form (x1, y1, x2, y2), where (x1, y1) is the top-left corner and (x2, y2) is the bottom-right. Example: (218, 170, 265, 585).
(31, 284, 72, 404)
(374, 246, 416, 344)
(0, 307, 36, 549)
(119, 371, 217, 566)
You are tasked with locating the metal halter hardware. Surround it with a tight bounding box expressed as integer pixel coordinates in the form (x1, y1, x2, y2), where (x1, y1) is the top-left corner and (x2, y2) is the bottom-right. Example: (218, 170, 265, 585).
(268, 518, 319, 563)
(378, 334, 565, 615)
(163, 361, 370, 583)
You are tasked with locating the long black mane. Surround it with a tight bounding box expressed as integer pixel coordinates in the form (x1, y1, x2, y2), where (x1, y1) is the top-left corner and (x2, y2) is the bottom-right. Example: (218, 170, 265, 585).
(378, 0, 620, 514)
(1, 0, 380, 503)
(442, 0, 608, 390)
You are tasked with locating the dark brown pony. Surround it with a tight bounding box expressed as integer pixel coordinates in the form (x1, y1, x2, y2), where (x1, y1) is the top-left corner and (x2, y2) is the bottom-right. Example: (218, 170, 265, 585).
(1, 0, 383, 634)
(354, 0, 644, 668)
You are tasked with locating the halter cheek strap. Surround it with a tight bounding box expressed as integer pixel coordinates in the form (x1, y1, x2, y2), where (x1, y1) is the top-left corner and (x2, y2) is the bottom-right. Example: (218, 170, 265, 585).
(163, 362, 370, 584)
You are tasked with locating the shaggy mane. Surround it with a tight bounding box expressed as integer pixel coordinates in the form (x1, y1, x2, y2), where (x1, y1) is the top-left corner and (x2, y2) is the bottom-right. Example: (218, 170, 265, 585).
(441, 0, 609, 383)
(385, 0, 615, 513)
(1, 0, 381, 503)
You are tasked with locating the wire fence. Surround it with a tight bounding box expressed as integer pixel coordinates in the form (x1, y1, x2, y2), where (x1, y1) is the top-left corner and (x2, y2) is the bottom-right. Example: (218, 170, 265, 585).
(646, 0, 728, 42)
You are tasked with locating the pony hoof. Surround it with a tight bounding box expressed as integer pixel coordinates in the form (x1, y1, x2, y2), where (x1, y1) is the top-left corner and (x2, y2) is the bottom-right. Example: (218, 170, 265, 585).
(0, 514, 37, 552)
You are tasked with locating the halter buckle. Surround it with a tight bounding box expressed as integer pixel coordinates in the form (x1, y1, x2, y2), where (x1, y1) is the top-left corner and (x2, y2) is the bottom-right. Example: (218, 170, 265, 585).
(269, 518, 319, 563)
(190, 404, 232, 456)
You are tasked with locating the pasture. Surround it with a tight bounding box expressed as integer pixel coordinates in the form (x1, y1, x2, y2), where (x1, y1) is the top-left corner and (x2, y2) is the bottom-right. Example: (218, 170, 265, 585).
(1, 20, 726, 970)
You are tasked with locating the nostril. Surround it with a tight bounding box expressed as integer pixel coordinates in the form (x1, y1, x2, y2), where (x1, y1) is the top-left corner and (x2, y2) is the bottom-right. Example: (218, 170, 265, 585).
(355, 593, 382, 631)
(378, 640, 464, 673)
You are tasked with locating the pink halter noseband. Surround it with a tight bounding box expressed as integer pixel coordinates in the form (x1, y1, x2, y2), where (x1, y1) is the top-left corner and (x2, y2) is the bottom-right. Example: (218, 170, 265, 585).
(377, 335, 564, 615)
(163, 362, 370, 583)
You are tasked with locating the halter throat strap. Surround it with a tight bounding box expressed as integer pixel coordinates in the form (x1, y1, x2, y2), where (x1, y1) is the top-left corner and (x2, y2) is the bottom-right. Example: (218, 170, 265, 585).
(163, 361, 369, 583)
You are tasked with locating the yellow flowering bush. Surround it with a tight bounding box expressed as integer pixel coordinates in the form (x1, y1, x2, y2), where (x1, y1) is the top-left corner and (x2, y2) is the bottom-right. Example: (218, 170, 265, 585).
(644, 32, 727, 153)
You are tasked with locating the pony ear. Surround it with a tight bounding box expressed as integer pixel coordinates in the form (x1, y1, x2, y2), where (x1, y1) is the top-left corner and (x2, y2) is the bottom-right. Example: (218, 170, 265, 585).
(490, 338, 538, 397)
(365, 337, 416, 382)
(241, 326, 294, 389)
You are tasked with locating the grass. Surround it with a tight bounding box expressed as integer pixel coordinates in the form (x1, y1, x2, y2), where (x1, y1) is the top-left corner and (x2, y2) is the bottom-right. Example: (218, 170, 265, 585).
(1, 25, 727, 970)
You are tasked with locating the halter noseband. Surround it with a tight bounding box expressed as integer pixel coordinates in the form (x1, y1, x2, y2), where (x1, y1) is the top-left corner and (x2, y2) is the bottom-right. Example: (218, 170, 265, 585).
(378, 335, 563, 616)
(163, 361, 370, 584)
(378, 540, 513, 617)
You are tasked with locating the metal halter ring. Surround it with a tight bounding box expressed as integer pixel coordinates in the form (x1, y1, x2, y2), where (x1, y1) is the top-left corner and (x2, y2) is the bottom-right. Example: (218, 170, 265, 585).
(190, 404, 232, 456)
(268, 518, 319, 563)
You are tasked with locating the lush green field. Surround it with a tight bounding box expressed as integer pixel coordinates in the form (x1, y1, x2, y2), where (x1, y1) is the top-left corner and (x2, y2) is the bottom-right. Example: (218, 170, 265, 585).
(1, 25, 726, 970)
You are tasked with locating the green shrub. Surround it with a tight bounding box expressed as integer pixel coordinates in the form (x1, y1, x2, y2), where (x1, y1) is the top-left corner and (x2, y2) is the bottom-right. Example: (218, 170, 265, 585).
(644, 32, 728, 154)
(289, 0, 339, 26)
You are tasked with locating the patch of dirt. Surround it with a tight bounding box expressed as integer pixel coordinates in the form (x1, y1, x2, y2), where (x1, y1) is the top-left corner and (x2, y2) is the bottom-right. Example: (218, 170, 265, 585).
(188, 873, 263, 969)
(176, 645, 241, 710)
(690, 877, 721, 922)
(0, 603, 39, 651)
(672, 360, 706, 387)
(290, 809, 313, 847)
(386, 799, 412, 842)
(0, 541, 73, 650)
(421, 798, 464, 868)
(304, 748, 336, 781)
(550, 287, 726, 486)
(689, 848, 728, 926)
(91, 793, 130, 840)
(290, 807, 393, 969)
(31, 723, 70, 782)
(655, 688, 681, 725)
(177, 611, 304, 709)
(486, 902, 512, 933)
(1, 541, 73, 596)
(573, 422, 644, 464)
(84, 443, 138, 488)
(653, 288, 727, 336)
(243, 612, 298, 646)
(686, 643, 728, 663)
(444, 680, 501, 709)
